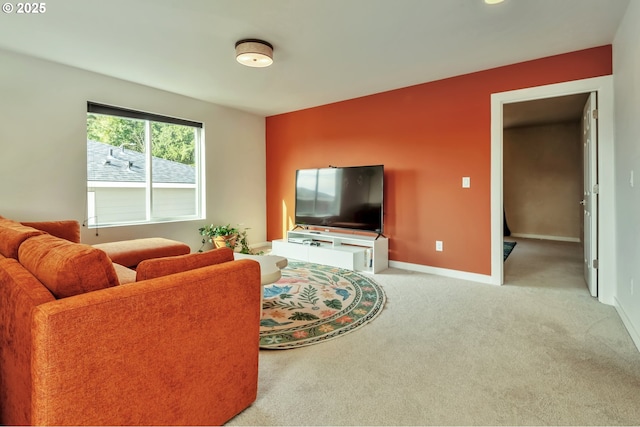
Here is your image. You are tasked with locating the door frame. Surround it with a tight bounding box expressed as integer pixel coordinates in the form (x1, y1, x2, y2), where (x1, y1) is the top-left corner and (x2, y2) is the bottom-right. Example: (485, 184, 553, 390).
(490, 75, 615, 305)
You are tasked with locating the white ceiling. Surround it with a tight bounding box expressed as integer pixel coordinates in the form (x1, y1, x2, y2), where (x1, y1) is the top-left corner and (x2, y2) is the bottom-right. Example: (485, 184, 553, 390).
(0, 0, 629, 117)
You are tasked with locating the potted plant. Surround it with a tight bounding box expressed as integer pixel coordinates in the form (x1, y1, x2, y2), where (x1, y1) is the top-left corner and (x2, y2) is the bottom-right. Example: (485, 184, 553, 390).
(198, 224, 263, 255)
(199, 224, 239, 250)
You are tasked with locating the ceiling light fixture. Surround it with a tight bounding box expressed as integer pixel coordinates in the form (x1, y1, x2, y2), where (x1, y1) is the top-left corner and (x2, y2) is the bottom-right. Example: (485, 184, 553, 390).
(484, 0, 505, 4)
(235, 39, 273, 68)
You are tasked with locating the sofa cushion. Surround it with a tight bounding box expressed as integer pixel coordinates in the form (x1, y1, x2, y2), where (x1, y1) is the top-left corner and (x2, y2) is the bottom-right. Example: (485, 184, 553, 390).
(112, 263, 137, 285)
(18, 234, 119, 299)
(0, 217, 44, 259)
(136, 247, 234, 281)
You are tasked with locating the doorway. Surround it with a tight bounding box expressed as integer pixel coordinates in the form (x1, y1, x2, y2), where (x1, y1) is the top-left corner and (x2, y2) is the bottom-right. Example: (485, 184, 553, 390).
(501, 93, 595, 294)
(490, 76, 615, 305)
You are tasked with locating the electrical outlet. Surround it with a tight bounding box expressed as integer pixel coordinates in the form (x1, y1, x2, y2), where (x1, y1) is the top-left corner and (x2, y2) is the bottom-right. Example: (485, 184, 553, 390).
(436, 240, 443, 251)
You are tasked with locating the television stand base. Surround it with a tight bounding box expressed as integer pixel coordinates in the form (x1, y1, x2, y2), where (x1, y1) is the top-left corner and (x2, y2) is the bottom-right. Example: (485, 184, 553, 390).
(272, 229, 389, 274)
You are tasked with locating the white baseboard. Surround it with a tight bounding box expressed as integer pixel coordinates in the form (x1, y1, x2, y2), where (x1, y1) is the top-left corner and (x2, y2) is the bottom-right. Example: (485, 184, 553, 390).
(388, 260, 496, 285)
(510, 233, 580, 243)
(614, 297, 640, 353)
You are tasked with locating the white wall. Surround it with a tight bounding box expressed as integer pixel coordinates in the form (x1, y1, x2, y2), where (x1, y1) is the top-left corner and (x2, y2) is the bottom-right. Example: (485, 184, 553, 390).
(613, 0, 640, 350)
(0, 48, 266, 252)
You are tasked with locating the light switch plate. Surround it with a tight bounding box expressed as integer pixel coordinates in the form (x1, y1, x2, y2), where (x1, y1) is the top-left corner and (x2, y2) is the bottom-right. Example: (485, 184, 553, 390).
(462, 177, 471, 188)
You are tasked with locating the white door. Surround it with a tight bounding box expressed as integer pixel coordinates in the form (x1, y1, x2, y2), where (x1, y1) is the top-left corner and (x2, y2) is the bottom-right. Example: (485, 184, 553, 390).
(582, 92, 598, 297)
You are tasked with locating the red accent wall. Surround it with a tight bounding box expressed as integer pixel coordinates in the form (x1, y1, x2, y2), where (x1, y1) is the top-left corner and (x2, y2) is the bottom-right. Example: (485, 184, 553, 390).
(266, 46, 612, 275)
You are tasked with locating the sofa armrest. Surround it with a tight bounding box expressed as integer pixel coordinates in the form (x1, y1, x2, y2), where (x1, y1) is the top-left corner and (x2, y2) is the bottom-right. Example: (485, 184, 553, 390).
(21, 220, 81, 243)
(30, 259, 261, 426)
(92, 238, 190, 268)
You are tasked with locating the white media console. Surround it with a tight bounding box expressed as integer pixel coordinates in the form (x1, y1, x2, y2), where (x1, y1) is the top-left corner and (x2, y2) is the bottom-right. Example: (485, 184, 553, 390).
(271, 229, 389, 274)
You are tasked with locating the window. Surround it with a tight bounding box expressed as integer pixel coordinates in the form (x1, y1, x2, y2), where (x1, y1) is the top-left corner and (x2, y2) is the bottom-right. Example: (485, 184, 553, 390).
(86, 102, 203, 227)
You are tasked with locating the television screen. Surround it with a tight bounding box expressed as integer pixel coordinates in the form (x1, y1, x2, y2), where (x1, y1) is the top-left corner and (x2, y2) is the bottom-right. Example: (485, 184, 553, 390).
(295, 165, 384, 233)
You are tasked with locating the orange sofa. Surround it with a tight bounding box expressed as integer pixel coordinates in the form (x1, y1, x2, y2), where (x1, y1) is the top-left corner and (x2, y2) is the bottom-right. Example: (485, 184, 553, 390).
(0, 216, 261, 426)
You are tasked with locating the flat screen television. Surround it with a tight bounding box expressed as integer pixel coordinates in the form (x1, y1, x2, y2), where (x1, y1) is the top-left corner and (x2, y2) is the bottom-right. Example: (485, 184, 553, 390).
(295, 165, 384, 233)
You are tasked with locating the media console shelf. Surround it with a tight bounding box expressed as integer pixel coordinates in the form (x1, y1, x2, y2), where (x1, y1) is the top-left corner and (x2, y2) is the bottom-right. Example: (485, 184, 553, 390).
(271, 230, 389, 274)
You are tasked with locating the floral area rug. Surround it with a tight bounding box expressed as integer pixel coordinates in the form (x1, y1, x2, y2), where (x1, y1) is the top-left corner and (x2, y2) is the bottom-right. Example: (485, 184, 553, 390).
(260, 262, 386, 350)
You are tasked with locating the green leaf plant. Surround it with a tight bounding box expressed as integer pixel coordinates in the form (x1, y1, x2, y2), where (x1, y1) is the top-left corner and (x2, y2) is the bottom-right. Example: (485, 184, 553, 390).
(198, 224, 263, 255)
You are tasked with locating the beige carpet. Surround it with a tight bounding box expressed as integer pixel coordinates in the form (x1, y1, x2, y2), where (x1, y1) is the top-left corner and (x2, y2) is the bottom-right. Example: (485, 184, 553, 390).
(228, 238, 640, 426)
